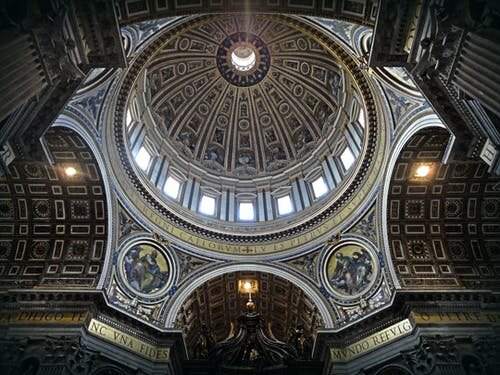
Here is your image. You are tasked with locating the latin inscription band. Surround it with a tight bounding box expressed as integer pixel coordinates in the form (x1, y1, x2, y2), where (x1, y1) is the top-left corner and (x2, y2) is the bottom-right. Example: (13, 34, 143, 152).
(411, 311, 500, 324)
(0, 311, 88, 325)
(87, 318, 170, 362)
(330, 319, 413, 362)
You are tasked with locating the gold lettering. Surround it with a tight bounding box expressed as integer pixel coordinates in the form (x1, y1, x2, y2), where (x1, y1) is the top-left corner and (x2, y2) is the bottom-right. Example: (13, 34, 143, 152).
(412, 311, 500, 325)
(0, 310, 88, 325)
(486, 313, 498, 323)
(71, 312, 87, 322)
(330, 319, 413, 362)
(87, 319, 170, 362)
(402, 320, 412, 332)
(92, 322, 105, 336)
(330, 349, 346, 361)
(98, 324, 107, 336)
(157, 348, 169, 360)
(18, 312, 29, 321)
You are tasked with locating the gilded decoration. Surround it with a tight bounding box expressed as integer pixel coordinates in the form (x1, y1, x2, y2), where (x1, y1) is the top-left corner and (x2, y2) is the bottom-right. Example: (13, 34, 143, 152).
(105, 13, 387, 254)
(117, 240, 174, 299)
(324, 243, 377, 299)
(141, 15, 341, 177)
(216, 32, 270, 86)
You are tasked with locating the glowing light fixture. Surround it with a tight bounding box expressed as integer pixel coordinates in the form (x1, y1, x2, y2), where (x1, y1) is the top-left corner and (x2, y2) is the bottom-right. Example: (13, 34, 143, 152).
(415, 165, 431, 177)
(231, 46, 256, 72)
(65, 166, 77, 177)
(239, 279, 258, 312)
(238, 279, 259, 294)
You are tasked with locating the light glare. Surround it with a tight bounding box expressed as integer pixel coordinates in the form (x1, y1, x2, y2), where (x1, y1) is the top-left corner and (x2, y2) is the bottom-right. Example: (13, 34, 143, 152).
(312, 176, 328, 198)
(277, 195, 293, 215)
(231, 46, 256, 72)
(135, 147, 151, 171)
(65, 166, 77, 177)
(199, 195, 216, 216)
(415, 165, 430, 177)
(164, 176, 181, 199)
(239, 202, 255, 220)
(340, 147, 355, 170)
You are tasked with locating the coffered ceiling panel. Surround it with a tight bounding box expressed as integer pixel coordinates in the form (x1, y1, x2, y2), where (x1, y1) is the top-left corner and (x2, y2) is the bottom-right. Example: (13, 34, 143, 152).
(0, 128, 108, 289)
(388, 128, 500, 290)
(175, 271, 324, 355)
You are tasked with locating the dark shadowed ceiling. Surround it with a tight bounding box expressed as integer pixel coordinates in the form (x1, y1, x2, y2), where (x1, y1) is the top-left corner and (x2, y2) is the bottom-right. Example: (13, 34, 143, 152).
(388, 127, 500, 290)
(175, 271, 324, 354)
(0, 127, 107, 289)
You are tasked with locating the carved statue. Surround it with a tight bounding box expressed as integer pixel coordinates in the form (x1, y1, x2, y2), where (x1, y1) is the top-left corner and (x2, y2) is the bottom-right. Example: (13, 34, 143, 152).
(192, 324, 215, 359)
(288, 325, 312, 359)
(66, 339, 100, 374)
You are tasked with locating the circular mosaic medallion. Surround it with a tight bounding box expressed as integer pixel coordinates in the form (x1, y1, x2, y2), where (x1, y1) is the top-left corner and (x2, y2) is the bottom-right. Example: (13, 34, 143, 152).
(216, 32, 270, 87)
(324, 243, 377, 298)
(119, 241, 174, 298)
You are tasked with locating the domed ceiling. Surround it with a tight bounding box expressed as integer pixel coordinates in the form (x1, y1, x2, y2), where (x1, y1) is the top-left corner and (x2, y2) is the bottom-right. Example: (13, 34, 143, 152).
(142, 16, 342, 178)
(107, 14, 384, 255)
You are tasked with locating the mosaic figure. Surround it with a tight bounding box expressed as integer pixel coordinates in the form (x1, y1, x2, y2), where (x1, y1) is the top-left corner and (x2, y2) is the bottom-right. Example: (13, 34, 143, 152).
(327, 245, 374, 296)
(123, 244, 169, 294)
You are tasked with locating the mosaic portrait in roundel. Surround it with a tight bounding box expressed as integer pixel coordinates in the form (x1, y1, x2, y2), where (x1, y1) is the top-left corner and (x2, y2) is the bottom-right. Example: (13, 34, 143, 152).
(123, 244, 170, 294)
(326, 245, 375, 296)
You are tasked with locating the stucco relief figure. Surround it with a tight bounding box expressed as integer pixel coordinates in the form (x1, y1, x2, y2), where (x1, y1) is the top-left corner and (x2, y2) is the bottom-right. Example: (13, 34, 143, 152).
(124, 244, 169, 294)
(327, 70, 342, 97)
(327, 245, 374, 296)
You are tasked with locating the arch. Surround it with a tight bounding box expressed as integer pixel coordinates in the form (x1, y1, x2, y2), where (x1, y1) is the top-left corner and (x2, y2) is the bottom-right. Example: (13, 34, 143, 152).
(0, 125, 109, 289)
(52, 112, 116, 289)
(379, 113, 446, 288)
(164, 263, 334, 328)
(384, 122, 500, 290)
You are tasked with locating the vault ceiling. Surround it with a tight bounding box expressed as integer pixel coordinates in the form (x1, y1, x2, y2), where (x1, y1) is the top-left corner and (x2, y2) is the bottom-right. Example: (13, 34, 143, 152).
(141, 15, 345, 178)
(111, 13, 380, 246)
(388, 127, 500, 290)
(175, 271, 324, 356)
(0, 128, 107, 288)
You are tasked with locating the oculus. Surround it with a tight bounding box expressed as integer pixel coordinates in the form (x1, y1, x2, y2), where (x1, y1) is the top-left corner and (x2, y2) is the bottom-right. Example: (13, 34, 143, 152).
(216, 32, 270, 87)
(325, 244, 376, 297)
(231, 45, 256, 71)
